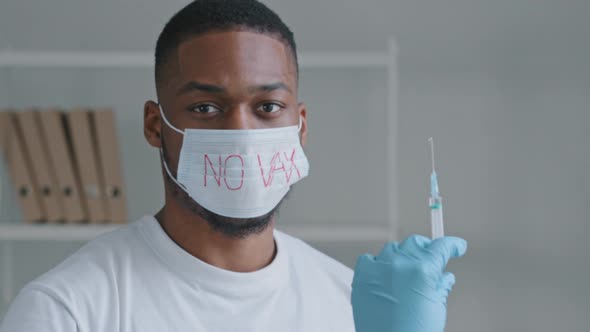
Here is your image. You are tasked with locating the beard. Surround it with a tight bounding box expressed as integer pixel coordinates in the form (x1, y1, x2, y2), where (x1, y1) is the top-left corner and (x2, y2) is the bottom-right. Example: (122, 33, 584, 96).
(161, 141, 285, 239)
(180, 193, 283, 239)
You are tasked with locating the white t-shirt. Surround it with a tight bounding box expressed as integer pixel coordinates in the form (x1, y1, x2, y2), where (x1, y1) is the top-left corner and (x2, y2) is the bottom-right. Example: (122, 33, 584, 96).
(0, 216, 355, 331)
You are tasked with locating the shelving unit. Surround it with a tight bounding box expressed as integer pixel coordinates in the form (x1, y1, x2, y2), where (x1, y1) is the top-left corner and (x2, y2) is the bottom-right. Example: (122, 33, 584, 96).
(0, 51, 389, 68)
(0, 39, 399, 307)
(0, 223, 388, 242)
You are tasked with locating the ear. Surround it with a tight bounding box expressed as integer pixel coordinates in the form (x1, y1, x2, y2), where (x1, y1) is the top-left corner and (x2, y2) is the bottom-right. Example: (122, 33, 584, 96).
(144, 100, 162, 148)
(297, 102, 308, 147)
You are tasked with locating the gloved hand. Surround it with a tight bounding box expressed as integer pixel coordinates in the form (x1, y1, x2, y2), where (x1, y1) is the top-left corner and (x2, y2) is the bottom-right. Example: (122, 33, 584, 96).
(351, 235, 467, 332)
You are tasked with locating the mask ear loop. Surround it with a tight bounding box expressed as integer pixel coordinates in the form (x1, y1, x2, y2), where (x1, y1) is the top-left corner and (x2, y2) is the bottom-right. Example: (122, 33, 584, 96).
(297, 116, 303, 133)
(158, 103, 184, 135)
(160, 149, 189, 193)
(158, 103, 189, 193)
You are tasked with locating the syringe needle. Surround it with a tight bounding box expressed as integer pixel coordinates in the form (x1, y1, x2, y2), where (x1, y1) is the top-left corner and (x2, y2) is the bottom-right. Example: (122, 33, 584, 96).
(428, 137, 435, 173)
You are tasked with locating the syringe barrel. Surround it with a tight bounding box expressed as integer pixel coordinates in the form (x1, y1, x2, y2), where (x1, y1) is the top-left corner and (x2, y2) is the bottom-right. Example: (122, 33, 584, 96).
(429, 196, 444, 239)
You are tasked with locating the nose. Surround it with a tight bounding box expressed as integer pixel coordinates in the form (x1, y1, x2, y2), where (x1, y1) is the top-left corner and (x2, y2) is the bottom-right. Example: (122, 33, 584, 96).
(223, 105, 255, 130)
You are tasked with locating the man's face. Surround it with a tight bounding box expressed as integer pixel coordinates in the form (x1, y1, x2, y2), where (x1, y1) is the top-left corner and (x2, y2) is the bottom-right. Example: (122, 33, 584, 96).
(144, 30, 307, 237)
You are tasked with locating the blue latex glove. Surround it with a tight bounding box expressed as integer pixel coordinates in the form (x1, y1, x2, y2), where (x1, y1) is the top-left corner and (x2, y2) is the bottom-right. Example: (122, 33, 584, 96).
(351, 235, 467, 332)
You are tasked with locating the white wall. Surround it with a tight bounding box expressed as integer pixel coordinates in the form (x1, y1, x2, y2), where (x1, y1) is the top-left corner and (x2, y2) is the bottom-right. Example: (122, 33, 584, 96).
(398, 69, 590, 331)
(1, 0, 590, 330)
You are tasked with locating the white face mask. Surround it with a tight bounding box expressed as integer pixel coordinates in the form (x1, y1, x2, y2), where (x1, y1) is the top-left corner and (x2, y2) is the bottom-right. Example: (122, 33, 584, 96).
(159, 105, 309, 218)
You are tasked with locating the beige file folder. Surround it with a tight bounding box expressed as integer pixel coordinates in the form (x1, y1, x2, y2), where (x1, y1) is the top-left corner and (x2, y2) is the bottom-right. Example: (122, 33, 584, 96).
(67, 109, 107, 223)
(39, 109, 88, 223)
(16, 110, 65, 223)
(0, 111, 45, 223)
(92, 108, 128, 224)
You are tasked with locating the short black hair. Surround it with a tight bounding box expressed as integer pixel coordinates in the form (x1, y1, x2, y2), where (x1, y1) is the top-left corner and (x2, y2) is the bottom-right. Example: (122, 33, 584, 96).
(155, 0, 298, 92)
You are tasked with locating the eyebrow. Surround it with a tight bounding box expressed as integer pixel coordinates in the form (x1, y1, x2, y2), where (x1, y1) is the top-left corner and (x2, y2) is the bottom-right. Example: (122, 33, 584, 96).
(176, 81, 225, 96)
(248, 82, 292, 94)
(176, 80, 292, 96)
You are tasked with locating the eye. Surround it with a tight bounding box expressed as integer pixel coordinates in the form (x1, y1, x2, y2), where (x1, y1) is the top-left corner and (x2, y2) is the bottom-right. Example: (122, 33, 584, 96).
(189, 103, 222, 114)
(258, 102, 283, 113)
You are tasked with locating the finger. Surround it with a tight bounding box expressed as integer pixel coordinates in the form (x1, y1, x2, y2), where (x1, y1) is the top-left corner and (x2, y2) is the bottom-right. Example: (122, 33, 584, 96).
(427, 236, 468, 268)
(354, 253, 376, 269)
(352, 253, 376, 284)
(438, 271, 456, 291)
(437, 272, 457, 302)
(376, 241, 400, 261)
(399, 234, 431, 253)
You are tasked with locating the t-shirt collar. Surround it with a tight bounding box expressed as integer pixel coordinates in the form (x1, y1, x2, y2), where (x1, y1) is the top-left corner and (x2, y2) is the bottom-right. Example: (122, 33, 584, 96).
(137, 215, 290, 298)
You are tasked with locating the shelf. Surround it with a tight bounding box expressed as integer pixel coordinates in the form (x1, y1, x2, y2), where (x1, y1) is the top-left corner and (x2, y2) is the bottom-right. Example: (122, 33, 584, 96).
(0, 223, 389, 242)
(0, 51, 152, 68)
(300, 52, 389, 67)
(0, 224, 121, 241)
(281, 223, 390, 242)
(0, 51, 391, 68)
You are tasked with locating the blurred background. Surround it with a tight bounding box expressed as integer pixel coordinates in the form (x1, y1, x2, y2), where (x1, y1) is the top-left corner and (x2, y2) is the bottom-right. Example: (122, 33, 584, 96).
(1, 0, 589, 330)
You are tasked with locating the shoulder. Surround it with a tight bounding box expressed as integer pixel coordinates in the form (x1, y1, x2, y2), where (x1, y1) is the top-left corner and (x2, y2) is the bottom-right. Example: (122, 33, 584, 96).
(274, 229, 354, 327)
(274, 229, 353, 288)
(24, 216, 152, 307)
(0, 285, 78, 331)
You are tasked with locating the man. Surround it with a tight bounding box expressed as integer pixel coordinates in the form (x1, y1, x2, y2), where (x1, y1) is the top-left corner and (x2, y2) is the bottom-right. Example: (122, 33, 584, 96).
(1, 1, 466, 331)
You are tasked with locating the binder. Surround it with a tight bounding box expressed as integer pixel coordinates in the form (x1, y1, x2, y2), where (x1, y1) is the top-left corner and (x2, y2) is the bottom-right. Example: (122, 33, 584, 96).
(92, 108, 128, 223)
(0, 111, 46, 223)
(39, 109, 88, 223)
(67, 109, 108, 223)
(16, 110, 65, 223)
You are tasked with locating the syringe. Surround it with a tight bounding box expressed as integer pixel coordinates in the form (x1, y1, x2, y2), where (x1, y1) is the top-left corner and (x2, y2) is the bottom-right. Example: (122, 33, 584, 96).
(428, 138, 445, 239)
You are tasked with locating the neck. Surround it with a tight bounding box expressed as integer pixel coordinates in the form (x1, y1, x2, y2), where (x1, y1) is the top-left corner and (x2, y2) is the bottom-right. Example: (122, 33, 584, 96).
(155, 198, 277, 273)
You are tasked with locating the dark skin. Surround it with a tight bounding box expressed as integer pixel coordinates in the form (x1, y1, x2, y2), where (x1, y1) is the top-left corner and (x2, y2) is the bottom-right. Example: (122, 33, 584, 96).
(143, 31, 308, 273)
